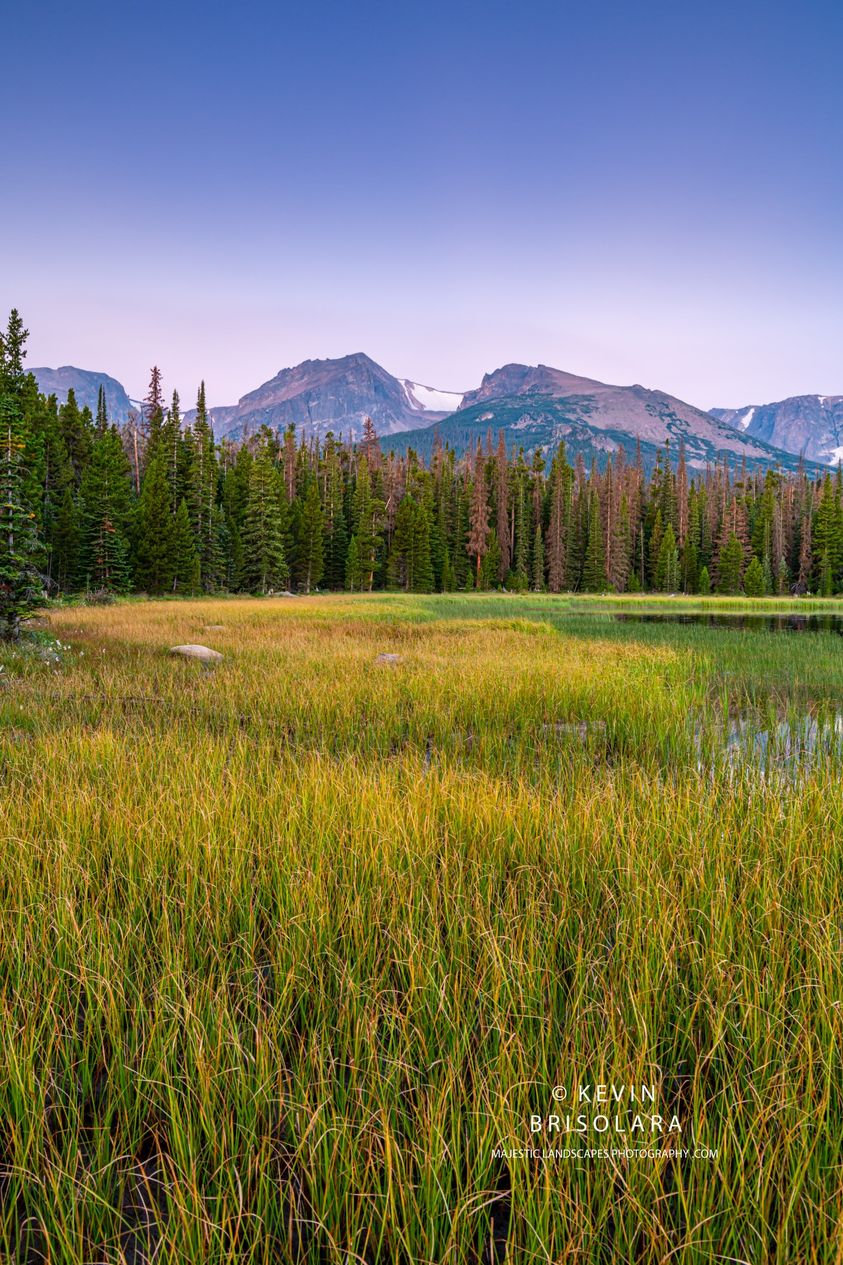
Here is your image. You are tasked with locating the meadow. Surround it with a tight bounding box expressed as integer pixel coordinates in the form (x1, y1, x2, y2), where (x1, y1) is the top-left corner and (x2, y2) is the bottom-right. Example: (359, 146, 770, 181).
(1, 593, 841, 1264)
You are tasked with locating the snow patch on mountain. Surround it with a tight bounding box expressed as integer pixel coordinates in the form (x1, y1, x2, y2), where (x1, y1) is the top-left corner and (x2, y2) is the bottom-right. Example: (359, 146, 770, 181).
(738, 406, 756, 430)
(399, 379, 463, 413)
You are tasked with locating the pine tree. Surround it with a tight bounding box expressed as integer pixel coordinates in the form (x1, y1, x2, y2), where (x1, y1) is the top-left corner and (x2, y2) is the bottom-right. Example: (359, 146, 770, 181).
(241, 441, 288, 594)
(295, 476, 324, 594)
(812, 473, 842, 593)
(135, 448, 176, 593)
(344, 534, 362, 591)
(648, 509, 664, 589)
(52, 483, 80, 591)
(0, 310, 42, 636)
(321, 435, 349, 589)
(698, 565, 711, 596)
(479, 528, 501, 591)
(161, 390, 183, 517)
(582, 491, 607, 592)
(743, 555, 765, 596)
(351, 457, 383, 592)
(776, 556, 790, 596)
(495, 433, 511, 580)
(95, 384, 108, 436)
(655, 522, 680, 592)
(58, 389, 94, 487)
(511, 459, 530, 588)
(531, 522, 545, 591)
(79, 425, 133, 593)
(143, 366, 165, 451)
(546, 447, 570, 593)
(172, 498, 199, 593)
(467, 442, 489, 582)
(717, 533, 743, 594)
(388, 496, 434, 593)
(188, 382, 223, 591)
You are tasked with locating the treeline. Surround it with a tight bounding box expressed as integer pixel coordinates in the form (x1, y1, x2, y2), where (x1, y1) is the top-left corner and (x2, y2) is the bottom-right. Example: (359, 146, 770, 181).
(3, 309, 843, 628)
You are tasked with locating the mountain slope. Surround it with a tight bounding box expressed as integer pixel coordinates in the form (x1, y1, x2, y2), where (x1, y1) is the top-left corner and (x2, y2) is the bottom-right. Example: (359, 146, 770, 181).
(31, 366, 135, 423)
(387, 363, 815, 473)
(711, 395, 843, 465)
(189, 354, 462, 441)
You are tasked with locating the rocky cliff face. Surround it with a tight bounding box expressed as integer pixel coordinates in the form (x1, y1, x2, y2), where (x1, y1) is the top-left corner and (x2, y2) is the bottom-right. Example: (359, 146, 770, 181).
(389, 363, 818, 473)
(31, 366, 135, 423)
(29, 355, 831, 478)
(711, 395, 843, 465)
(190, 353, 461, 441)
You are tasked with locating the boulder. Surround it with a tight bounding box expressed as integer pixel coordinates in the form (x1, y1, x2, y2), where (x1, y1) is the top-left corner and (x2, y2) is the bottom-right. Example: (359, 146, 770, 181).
(170, 644, 223, 664)
(375, 653, 402, 665)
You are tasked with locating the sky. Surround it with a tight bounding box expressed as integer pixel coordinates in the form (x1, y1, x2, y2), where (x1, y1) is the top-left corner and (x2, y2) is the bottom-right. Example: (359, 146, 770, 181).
(2, 0, 841, 410)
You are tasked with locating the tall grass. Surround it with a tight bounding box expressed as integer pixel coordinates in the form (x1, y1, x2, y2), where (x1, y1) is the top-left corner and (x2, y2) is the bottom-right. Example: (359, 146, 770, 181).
(1, 595, 841, 1263)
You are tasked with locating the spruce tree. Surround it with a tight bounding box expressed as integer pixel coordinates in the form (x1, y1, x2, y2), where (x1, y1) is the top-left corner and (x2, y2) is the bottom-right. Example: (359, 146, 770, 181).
(479, 528, 501, 591)
(388, 496, 415, 590)
(135, 448, 176, 593)
(322, 435, 349, 589)
(345, 535, 362, 591)
(546, 446, 572, 593)
(743, 555, 765, 596)
(467, 442, 490, 583)
(295, 476, 324, 593)
(58, 389, 94, 487)
(511, 461, 529, 588)
(351, 458, 383, 592)
(655, 522, 680, 592)
(172, 498, 199, 593)
(95, 384, 108, 435)
(0, 310, 42, 636)
(531, 522, 545, 591)
(241, 443, 288, 594)
(582, 492, 607, 592)
(188, 383, 223, 591)
(52, 483, 80, 591)
(716, 533, 743, 594)
(79, 425, 133, 593)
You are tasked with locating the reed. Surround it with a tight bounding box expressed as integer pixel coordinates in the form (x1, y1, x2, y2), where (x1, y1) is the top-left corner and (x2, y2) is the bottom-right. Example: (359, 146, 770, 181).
(1, 594, 840, 1263)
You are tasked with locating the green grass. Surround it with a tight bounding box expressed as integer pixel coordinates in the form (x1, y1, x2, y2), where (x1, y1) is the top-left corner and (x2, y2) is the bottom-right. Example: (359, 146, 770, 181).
(1, 594, 841, 1263)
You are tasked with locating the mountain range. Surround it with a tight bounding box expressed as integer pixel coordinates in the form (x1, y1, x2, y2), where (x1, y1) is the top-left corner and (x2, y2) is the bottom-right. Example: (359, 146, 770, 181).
(31, 356, 837, 474)
(388, 363, 809, 473)
(182, 353, 464, 440)
(711, 395, 843, 466)
(30, 365, 137, 424)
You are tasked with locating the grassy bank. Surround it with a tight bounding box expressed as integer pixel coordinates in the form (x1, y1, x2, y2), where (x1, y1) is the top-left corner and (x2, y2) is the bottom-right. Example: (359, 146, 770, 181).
(1, 595, 841, 1263)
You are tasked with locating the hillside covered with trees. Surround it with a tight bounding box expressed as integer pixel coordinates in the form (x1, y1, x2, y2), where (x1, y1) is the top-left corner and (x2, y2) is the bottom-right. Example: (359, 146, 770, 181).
(3, 310, 843, 618)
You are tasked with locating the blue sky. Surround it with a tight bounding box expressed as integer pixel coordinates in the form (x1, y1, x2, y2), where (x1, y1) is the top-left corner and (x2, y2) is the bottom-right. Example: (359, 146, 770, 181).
(3, 0, 841, 408)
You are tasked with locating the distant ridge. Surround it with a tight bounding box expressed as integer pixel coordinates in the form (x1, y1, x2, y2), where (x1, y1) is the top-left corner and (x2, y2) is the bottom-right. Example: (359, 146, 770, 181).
(387, 362, 815, 474)
(712, 395, 843, 466)
(183, 353, 463, 442)
(28, 354, 824, 475)
(31, 365, 136, 424)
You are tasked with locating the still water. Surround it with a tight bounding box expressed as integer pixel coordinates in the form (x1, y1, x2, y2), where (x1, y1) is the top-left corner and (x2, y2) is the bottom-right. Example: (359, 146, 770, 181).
(614, 612, 843, 634)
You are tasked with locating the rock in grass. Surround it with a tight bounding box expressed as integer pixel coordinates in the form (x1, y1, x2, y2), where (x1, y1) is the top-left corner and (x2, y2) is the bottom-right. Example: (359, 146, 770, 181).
(170, 644, 223, 664)
(203, 625, 226, 631)
(375, 653, 402, 665)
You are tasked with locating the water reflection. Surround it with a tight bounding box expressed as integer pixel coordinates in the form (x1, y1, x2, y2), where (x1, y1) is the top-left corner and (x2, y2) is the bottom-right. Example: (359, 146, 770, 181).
(697, 711, 843, 777)
(615, 612, 843, 634)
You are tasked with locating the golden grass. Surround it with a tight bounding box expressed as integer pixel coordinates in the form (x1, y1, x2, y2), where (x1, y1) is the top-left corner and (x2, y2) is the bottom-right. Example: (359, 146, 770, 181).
(0, 594, 840, 1263)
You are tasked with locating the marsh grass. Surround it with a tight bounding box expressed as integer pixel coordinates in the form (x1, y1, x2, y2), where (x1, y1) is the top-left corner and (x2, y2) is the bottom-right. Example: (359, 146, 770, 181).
(1, 594, 841, 1263)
